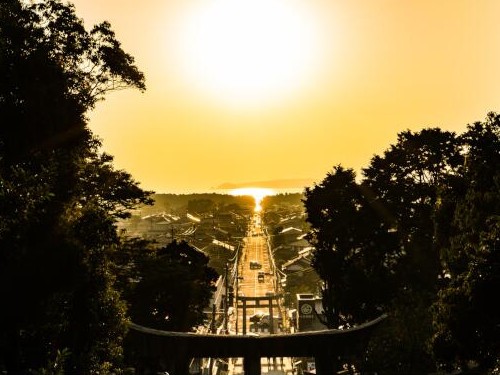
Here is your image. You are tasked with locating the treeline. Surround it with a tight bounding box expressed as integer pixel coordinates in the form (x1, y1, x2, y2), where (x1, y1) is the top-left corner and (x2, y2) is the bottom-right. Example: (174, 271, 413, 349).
(0, 1, 217, 373)
(262, 193, 304, 209)
(304, 116, 500, 374)
(145, 193, 255, 215)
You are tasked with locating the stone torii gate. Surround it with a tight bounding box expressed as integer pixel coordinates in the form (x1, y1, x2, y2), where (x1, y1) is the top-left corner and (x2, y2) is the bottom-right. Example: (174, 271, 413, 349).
(126, 314, 386, 375)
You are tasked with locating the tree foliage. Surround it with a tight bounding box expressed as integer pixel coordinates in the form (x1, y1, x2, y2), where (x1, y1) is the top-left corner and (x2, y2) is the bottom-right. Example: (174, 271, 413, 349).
(431, 113, 500, 372)
(0, 0, 145, 164)
(304, 166, 396, 329)
(362, 128, 462, 294)
(304, 120, 500, 373)
(0, 0, 151, 373)
(124, 240, 218, 332)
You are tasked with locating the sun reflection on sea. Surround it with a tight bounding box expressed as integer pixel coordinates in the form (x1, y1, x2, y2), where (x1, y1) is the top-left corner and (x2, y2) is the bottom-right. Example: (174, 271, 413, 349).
(230, 187, 275, 212)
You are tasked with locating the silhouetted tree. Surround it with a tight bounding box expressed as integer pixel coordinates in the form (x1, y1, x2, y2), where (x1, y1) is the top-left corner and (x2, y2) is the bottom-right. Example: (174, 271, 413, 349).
(0, 0, 149, 373)
(304, 166, 397, 328)
(431, 113, 500, 372)
(0, 0, 144, 164)
(125, 241, 218, 332)
(361, 129, 462, 374)
(363, 128, 462, 294)
(305, 129, 463, 373)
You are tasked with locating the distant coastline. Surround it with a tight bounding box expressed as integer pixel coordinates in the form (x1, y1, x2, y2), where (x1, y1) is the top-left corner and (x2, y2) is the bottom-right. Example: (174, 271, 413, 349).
(153, 179, 314, 195)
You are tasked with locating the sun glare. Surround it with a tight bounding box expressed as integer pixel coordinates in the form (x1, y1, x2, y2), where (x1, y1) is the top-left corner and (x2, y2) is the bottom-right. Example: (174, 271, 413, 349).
(172, 0, 324, 108)
(230, 187, 275, 212)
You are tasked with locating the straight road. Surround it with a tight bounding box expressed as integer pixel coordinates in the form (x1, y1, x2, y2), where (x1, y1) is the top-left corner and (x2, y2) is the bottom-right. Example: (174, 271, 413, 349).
(227, 213, 293, 374)
(235, 213, 277, 331)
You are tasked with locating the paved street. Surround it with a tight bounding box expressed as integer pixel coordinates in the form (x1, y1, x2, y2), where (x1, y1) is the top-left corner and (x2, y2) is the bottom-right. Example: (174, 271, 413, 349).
(227, 213, 293, 375)
(235, 213, 279, 333)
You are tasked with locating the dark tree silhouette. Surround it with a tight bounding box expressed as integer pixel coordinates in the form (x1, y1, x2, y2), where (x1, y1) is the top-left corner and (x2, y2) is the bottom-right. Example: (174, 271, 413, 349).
(0, 1, 150, 373)
(304, 128, 463, 373)
(125, 240, 218, 332)
(431, 113, 500, 372)
(304, 166, 397, 329)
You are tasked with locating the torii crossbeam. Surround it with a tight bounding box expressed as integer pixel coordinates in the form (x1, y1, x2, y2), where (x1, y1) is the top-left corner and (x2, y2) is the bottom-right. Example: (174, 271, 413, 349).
(127, 314, 386, 375)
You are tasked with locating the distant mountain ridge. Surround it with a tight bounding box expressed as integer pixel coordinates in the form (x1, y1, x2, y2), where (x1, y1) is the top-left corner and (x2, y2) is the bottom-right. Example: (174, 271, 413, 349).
(215, 178, 315, 190)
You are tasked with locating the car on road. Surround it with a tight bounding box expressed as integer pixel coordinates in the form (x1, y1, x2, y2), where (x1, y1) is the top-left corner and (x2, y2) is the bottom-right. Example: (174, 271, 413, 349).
(258, 271, 265, 282)
(250, 261, 262, 269)
(259, 314, 282, 326)
(249, 312, 283, 329)
(249, 311, 266, 323)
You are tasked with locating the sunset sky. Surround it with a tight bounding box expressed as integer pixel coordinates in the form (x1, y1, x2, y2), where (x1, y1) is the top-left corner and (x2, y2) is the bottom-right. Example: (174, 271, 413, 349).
(71, 0, 500, 193)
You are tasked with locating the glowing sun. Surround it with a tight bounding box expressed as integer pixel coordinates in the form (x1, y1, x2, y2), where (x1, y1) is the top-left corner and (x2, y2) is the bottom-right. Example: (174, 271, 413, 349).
(172, 0, 324, 108)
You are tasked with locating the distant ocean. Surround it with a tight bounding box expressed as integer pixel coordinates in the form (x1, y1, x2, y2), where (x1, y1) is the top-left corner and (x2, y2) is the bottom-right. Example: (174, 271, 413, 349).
(216, 187, 305, 195)
(154, 186, 308, 195)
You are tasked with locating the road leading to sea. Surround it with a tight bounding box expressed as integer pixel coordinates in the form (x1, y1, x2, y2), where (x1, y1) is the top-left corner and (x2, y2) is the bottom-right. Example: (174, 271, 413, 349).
(228, 213, 293, 374)
(235, 214, 278, 329)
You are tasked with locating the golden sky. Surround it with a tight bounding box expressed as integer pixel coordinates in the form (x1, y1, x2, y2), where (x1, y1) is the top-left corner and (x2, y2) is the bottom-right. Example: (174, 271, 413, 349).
(71, 0, 500, 193)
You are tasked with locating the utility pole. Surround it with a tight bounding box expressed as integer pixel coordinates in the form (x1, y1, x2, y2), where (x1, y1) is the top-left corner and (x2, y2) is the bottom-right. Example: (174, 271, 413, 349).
(210, 304, 216, 333)
(235, 265, 239, 334)
(224, 263, 229, 333)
